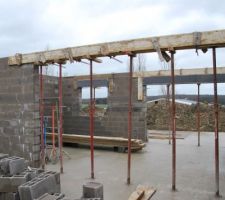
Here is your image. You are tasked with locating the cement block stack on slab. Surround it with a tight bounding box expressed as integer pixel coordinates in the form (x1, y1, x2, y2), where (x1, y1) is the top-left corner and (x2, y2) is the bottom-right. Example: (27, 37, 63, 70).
(34, 182, 104, 200)
(0, 168, 43, 198)
(19, 171, 61, 200)
(0, 154, 61, 200)
(0, 173, 29, 193)
(34, 193, 71, 200)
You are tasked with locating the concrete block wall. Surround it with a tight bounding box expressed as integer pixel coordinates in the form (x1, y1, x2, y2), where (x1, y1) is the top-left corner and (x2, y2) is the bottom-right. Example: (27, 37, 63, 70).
(63, 77, 83, 134)
(103, 73, 147, 140)
(63, 77, 82, 116)
(42, 75, 59, 131)
(0, 58, 40, 167)
(0, 59, 147, 170)
(62, 73, 147, 141)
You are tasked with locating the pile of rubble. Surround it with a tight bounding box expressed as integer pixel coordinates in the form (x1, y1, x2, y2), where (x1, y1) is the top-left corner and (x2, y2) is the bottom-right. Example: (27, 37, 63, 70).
(147, 100, 225, 131)
(0, 153, 103, 200)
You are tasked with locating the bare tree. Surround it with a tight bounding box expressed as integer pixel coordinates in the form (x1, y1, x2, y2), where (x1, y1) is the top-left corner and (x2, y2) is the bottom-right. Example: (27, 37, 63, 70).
(159, 58, 179, 96)
(159, 60, 169, 96)
(135, 54, 146, 72)
(127, 53, 147, 72)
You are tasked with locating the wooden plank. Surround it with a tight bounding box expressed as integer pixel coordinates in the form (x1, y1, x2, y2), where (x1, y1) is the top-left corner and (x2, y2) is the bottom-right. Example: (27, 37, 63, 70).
(148, 135, 184, 140)
(66, 66, 225, 81)
(8, 29, 225, 65)
(138, 77, 144, 101)
(128, 185, 156, 200)
(148, 132, 184, 140)
(73, 73, 113, 80)
(128, 188, 145, 200)
(46, 133, 145, 151)
(137, 185, 156, 200)
(134, 66, 225, 77)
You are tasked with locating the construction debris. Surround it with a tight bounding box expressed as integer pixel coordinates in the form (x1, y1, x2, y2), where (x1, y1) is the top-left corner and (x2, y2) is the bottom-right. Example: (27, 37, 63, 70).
(147, 99, 225, 131)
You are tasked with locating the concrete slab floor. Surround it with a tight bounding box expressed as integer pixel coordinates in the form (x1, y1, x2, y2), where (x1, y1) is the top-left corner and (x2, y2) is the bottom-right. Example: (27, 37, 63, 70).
(46, 132, 225, 200)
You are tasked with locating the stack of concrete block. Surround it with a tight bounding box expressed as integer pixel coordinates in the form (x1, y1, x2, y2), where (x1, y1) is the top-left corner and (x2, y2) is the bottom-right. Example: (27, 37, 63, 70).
(35, 194, 101, 200)
(0, 154, 61, 200)
(80, 198, 101, 200)
(34, 193, 67, 200)
(0, 155, 27, 200)
(34, 182, 103, 200)
(19, 171, 60, 200)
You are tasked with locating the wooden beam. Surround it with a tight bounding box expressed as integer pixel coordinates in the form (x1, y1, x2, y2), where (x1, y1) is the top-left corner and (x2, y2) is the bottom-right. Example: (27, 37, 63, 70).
(67, 66, 225, 81)
(72, 73, 115, 80)
(128, 188, 145, 200)
(8, 29, 225, 66)
(128, 185, 156, 200)
(138, 77, 144, 101)
(46, 133, 146, 151)
(134, 66, 225, 77)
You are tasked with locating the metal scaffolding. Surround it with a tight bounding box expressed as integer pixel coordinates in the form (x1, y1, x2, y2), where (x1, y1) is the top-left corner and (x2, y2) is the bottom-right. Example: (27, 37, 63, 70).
(89, 59, 95, 179)
(21, 29, 224, 196)
(196, 82, 201, 147)
(127, 55, 134, 185)
(212, 47, 220, 197)
(39, 64, 64, 174)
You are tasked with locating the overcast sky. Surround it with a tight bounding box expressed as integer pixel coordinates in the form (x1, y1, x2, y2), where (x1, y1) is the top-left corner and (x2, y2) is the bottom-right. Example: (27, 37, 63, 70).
(1, 0, 225, 96)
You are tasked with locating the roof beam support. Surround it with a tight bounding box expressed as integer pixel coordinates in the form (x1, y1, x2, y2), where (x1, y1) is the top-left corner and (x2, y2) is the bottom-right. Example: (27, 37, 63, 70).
(8, 29, 225, 66)
(70, 66, 225, 81)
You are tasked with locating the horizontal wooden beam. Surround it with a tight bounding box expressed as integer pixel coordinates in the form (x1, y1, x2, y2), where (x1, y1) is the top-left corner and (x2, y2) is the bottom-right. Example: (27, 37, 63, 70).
(8, 29, 225, 66)
(46, 133, 145, 151)
(134, 66, 225, 77)
(70, 66, 225, 81)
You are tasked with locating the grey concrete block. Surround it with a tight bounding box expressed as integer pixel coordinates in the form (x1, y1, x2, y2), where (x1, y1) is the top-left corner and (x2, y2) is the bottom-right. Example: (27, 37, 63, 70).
(19, 171, 60, 200)
(22, 168, 44, 181)
(0, 167, 42, 192)
(0, 192, 20, 200)
(83, 182, 103, 200)
(0, 174, 29, 192)
(0, 156, 25, 175)
(0, 153, 8, 160)
(34, 193, 66, 200)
